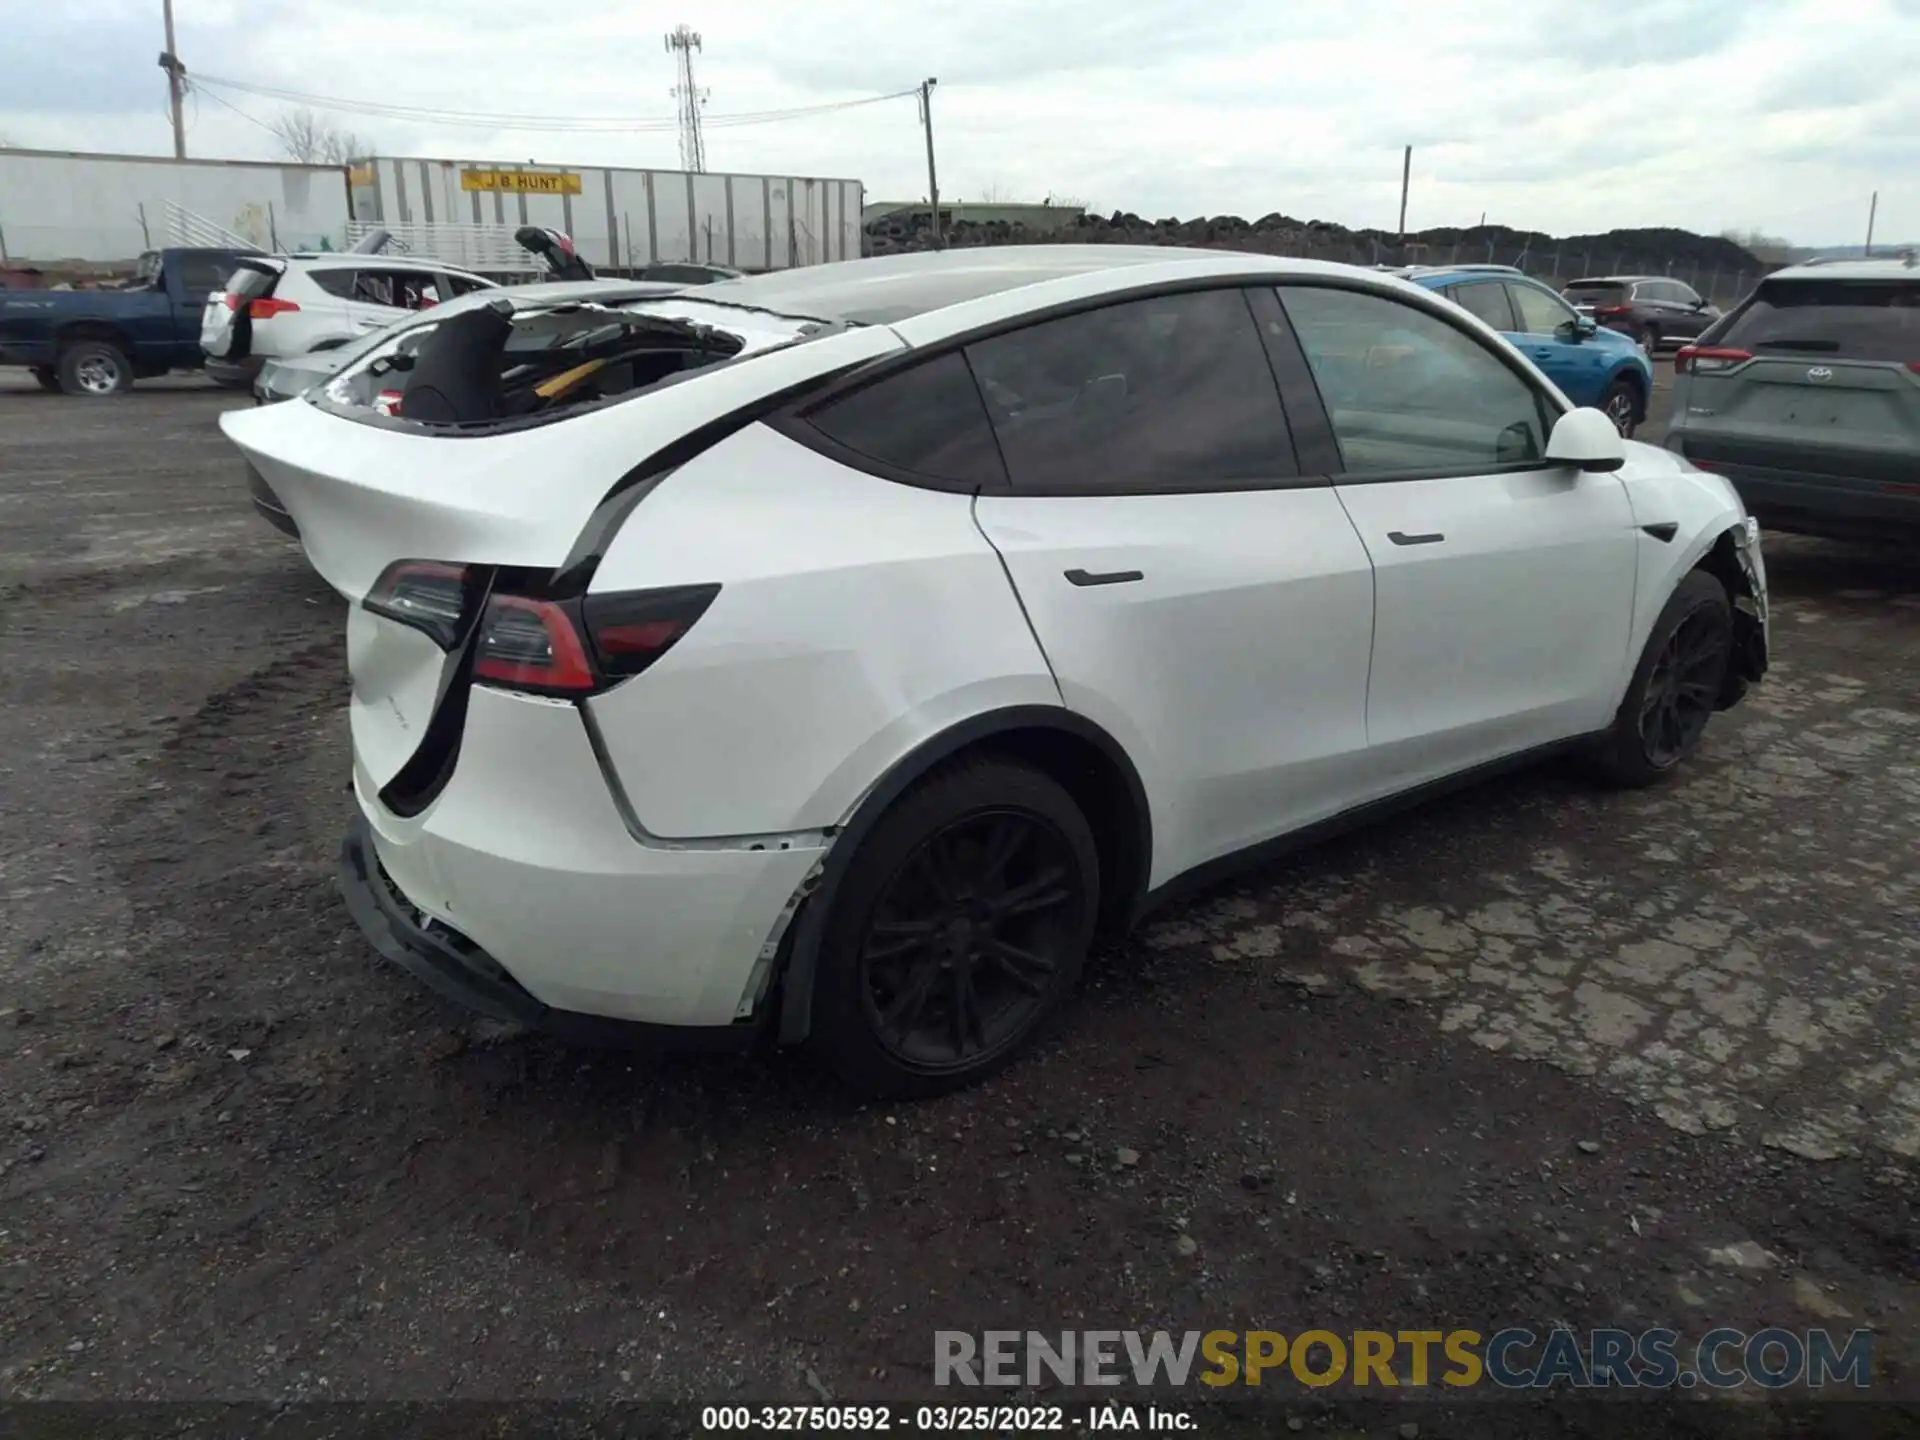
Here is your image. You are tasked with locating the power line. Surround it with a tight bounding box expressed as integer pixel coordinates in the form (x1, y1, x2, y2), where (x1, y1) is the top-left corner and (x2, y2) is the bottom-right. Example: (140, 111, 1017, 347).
(188, 72, 917, 134)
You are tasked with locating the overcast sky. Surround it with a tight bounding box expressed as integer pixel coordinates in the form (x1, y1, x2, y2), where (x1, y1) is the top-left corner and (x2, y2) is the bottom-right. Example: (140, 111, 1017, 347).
(1, 0, 1915, 245)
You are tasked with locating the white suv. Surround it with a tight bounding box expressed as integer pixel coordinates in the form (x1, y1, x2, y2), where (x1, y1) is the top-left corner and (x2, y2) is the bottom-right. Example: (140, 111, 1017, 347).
(201, 254, 496, 388)
(218, 247, 1769, 1096)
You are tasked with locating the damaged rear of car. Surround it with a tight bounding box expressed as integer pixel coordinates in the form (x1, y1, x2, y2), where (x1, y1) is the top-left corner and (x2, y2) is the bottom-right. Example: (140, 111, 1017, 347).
(221, 288, 916, 1044)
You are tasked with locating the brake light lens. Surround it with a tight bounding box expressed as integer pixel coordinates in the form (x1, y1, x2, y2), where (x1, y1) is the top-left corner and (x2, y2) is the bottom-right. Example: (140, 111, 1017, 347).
(1593, 303, 1633, 318)
(1674, 346, 1752, 376)
(248, 296, 300, 320)
(364, 560, 471, 648)
(473, 582, 720, 696)
(1907, 361, 1920, 374)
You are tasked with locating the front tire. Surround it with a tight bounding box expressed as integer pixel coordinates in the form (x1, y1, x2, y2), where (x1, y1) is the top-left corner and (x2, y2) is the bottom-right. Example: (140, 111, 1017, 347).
(1639, 324, 1662, 356)
(808, 757, 1099, 1098)
(57, 340, 133, 397)
(1588, 570, 1732, 787)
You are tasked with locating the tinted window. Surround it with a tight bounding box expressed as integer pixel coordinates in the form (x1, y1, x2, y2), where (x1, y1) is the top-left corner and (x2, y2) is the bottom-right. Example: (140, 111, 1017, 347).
(442, 273, 491, 297)
(310, 268, 363, 301)
(1448, 281, 1516, 330)
(1279, 284, 1554, 476)
(179, 257, 234, 294)
(1509, 282, 1577, 334)
(804, 350, 1006, 487)
(1564, 281, 1627, 307)
(1670, 282, 1703, 306)
(964, 288, 1296, 492)
(1718, 279, 1920, 363)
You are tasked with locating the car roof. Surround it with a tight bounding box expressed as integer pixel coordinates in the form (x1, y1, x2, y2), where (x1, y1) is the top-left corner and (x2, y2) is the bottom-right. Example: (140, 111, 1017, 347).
(286, 254, 478, 274)
(1564, 275, 1668, 285)
(1763, 256, 1920, 282)
(679, 245, 1295, 326)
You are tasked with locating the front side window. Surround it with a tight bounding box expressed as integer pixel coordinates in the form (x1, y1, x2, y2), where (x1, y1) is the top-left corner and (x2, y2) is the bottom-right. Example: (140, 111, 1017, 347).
(179, 257, 233, 294)
(964, 288, 1297, 493)
(1278, 284, 1555, 476)
(803, 350, 1006, 487)
(1509, 282, 1578, 335)
(1448, 280, 1517, 331)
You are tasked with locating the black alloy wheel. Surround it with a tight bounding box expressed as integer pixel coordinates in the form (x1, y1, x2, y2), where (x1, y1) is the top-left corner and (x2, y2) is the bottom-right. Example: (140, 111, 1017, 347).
(1637, 603, 1729, 769)
(859, 808, 1082, 1072)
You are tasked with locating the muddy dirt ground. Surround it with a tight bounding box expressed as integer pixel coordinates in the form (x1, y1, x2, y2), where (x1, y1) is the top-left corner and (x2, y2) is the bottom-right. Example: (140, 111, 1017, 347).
(1, 368, 1917, 1438)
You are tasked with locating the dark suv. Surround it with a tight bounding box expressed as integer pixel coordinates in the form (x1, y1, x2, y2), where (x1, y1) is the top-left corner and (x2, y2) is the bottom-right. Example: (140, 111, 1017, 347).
(1561, 276, 1721, 353)
(1664, 257, 1919, 540)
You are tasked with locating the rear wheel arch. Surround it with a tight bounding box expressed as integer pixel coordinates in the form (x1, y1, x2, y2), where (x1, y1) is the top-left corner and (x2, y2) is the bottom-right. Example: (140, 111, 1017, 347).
(774, 706, 1152, 1044)
(54, 320, 134, 354)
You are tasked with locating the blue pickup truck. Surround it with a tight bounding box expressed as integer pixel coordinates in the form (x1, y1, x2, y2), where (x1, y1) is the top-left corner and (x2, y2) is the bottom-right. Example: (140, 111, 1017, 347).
(0, 246, 261, 396)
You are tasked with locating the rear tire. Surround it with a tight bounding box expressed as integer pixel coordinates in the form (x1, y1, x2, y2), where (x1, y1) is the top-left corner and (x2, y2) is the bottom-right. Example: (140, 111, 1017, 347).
(807, 757, 1099, 1099)
(1588, 570, 1732, 788)
(56, 340, 133, 397)
(29, 366, 61, 393)
(1600, 376, 1640, 437)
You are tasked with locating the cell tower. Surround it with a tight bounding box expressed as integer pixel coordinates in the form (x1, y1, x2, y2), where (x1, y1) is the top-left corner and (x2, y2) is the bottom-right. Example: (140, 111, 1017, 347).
(665, 26, 708, 174)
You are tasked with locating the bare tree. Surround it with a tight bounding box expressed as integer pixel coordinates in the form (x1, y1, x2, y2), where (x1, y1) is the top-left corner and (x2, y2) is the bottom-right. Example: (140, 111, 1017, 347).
(268, 107, 366, 166)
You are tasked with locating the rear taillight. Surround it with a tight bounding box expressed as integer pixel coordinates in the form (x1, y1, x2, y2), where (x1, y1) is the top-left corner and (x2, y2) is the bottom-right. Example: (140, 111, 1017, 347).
(1674, 346, 1752, 376)
(248, 296, 300, 319)
(365, 560, 471, 648)
(1907, 361, 1920, 374)
(472, 582, 720, 697)
(1594, 304, 1633, 318)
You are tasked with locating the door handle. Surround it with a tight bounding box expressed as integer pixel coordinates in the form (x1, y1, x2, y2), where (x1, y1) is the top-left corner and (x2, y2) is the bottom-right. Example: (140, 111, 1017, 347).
(1064, 568, 1144, 587)
(1386, 530, 1445, 547)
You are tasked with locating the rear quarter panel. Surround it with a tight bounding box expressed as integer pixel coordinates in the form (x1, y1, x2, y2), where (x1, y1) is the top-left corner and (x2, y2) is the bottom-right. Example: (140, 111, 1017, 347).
(584, 423, 1062, 839)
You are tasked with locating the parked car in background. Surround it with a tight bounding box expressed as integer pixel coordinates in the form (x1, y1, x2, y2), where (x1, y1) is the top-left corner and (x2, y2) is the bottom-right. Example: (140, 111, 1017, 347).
(218, 247, 1768, 1096)
(201, 253, 498, 389)
(1403, 265, 1653, 434)
(1562, 275, 1721, 354)
(1665, 256, 1920, 540)
(0, 246, 259, 395)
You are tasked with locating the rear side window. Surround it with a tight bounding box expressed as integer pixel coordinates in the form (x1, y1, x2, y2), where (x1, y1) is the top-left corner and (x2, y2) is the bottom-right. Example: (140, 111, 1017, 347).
(1717, 280, 1920, 362)
(803, 351, 1007, 487)
(179, 256, 235, 293)
(1279, 284, 1554, 476)
(1448, 281, 1516, 331)
(964, 288, 1298, 493)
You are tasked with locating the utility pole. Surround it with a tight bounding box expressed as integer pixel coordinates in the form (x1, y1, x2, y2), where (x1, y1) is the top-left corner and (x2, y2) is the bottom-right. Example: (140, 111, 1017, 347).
(1397, 145, 1411, 241)
(1865, 190, 1878, 256)
(919, 77, 941, 247)
(665, 26, 708, 173)
(159, 0, 187, 159)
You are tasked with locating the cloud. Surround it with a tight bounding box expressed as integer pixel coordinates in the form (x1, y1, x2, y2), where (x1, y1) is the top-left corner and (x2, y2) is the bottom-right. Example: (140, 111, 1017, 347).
(1, 0, 1915, 246)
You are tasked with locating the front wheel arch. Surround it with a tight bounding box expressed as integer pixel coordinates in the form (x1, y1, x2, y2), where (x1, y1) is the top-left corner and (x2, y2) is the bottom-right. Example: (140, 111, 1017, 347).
(774, 706, 1152, 1045)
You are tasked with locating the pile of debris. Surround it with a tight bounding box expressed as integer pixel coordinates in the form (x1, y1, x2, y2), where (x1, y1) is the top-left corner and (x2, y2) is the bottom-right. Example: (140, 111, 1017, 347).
(867, 209, 1763, 279)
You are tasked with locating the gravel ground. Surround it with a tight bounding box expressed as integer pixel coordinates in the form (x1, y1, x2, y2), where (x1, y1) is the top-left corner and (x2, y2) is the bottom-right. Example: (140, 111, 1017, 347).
(1, 366, 1917, 1437)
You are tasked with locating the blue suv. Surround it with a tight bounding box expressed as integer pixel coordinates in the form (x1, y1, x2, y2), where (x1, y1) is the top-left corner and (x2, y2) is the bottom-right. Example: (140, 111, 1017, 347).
(1399, 265, 1653, 435)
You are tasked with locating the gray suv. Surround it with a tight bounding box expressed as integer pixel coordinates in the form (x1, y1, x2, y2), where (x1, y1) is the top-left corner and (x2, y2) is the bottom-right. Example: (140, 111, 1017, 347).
(1665, 256, 1919, 540)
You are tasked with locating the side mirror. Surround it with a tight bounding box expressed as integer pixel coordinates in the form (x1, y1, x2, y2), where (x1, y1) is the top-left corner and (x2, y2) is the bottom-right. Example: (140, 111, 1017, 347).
(1560, 316, 1599, 342)
(1545, 407, 1627, 473)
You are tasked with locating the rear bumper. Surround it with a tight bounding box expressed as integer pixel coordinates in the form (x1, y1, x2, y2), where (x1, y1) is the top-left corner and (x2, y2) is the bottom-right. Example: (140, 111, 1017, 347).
(347, 685, 827, 1031)
(339, 816, 764, 1050)
(1672, 447, 1920, 538)
(205, 355, 262, 386)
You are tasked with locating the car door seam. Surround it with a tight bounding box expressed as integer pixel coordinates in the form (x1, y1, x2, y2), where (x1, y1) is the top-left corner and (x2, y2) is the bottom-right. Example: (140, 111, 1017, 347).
(1327, 484, 1377, 747)
(968, 490, 1067, 705)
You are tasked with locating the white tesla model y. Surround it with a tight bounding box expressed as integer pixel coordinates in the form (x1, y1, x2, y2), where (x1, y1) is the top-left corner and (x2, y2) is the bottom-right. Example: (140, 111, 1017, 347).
(219, 247, 1769, 1096)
